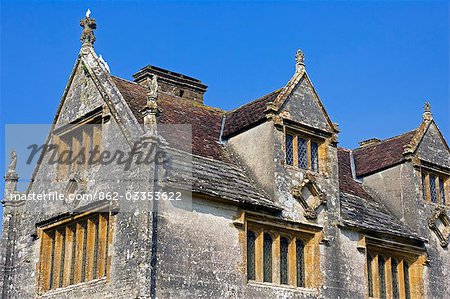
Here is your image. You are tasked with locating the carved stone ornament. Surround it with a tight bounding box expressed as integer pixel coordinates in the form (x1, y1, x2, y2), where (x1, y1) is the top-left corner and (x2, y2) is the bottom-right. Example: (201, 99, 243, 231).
(428, 206, 450, 247)
(80, 10, 97, 46)
(7, 149, 17, 174)
(422, 101, 433, 122)
(63, 173, 86, 212)
(291, 173, 326, 219)
(295, 49, 305, 70)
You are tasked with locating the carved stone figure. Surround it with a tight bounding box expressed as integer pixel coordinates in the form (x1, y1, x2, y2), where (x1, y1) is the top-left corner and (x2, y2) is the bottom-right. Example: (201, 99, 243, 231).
(80, 10, 97, 46)
(147, 75, 158, 101)
(7, 149, 17, 173)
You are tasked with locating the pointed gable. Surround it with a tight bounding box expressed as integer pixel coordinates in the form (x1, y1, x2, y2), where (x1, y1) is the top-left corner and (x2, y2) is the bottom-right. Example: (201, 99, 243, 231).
(279, 75, 331, 131)
(56, 61, 104, 127)
(416, 122, 450, 169)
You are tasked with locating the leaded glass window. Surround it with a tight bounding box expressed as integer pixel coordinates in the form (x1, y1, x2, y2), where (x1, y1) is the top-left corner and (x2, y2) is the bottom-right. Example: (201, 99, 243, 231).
(296, 240, 305, 287)
(367, 253, 374, 297)
(247, 231, 256, 281)
(422, 171, 447, 204)
(439, 177, 446, 205)
(263, 233, 272, 283)
(430, 174, 438, 203)
(367, 250, 420, 299)
(285, 134, 294, 166)
(422, 172, 427, 201)
(404, 262, 411, 299)
(378, 256, 386, 299)
(298, 138, 308, 169)
(311, 141, 319, 171)
(280, 237, 289, 285)
(392, 259, 399, 299)
(39, 213, 111, 292)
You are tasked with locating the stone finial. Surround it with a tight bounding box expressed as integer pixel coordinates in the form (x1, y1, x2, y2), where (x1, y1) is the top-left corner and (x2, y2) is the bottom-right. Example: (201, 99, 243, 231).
(7, 149, 17, 174)
(4, 149, 19, 200)
(80, 9, 97, 47)
(147, 75, 158, 101)
(141, 76, 160, 131)
(423, 101, 433, 122)
(295, 49, 305, 71)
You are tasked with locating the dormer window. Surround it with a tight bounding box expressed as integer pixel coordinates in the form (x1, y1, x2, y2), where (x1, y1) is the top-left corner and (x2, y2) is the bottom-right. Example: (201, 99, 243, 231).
(285, 131, 320, 172)
(421, 170, 447, 205)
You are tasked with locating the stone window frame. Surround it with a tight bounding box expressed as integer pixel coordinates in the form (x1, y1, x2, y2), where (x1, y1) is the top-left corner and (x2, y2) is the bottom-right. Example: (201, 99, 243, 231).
(420, 169, 448, 206)
(359, 236, 426, 299)
(36, 211, 114, 294)
(241, 212, 323, 291)
(53, 112, 103, 180)
(283, 128, 323, 173)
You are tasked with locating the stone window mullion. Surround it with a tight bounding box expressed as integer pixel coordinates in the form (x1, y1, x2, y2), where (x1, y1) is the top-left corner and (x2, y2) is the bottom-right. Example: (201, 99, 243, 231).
(425, 173, 431, 203)
(288, 238, 297, 287)
(373, 254, 381, 298)
(272, 235, 281, 284)
(397, 260, 406, 299)
(385, 258, 393, 299)
(254, 230, 264, 282)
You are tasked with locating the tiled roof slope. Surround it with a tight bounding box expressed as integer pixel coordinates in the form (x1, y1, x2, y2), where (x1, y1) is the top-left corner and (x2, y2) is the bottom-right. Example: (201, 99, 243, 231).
(164, 149, 280, 211)
(222, 89, 281, 138)
(337, 148, 371, 200)
(338, 148, 422, 240)
(112, 76, 229, 162)
(352, 129, 417, 177)
(111, 76, 279, 210)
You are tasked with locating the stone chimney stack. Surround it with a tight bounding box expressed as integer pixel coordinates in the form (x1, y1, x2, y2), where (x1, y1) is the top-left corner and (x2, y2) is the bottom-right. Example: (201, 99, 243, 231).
(133, 66, 207, 103)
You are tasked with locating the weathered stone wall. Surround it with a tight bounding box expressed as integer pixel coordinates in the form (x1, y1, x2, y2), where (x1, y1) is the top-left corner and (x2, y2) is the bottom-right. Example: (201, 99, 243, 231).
(361, 164, 408, 221)
(361, 162, 450, 299)
(227, 121, 276, 198)
(280, 77, 329, 132)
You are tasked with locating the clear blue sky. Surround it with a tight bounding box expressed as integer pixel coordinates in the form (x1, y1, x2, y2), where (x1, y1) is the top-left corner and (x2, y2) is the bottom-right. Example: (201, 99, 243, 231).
(0, 1, 449, 214)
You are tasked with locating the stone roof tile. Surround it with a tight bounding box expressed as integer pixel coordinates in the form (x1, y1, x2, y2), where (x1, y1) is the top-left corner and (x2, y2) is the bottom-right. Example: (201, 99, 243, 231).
(222, 89, 281, 138)
(353, 129, 417, 177)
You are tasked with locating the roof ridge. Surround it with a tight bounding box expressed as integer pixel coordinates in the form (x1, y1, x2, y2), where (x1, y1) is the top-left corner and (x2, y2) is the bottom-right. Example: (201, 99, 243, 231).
(353, 128, 418, 151)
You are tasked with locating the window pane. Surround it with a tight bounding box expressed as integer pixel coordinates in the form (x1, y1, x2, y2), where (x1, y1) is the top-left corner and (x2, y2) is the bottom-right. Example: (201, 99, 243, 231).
(81, 220, 88, 282)
(93, 217, 99, 279)
(311, 141, 319, 171)
(439, 177, 446, 205)
(280, 237, 289, 285)
(421, 173, 427, 201)
(391, 259, 399, 299)
(404, 262, 411, 299)
(430, 174, 438, 203)
(285, 134, 294, 166)
(296, 240, 305, 287)
(48, 231, 56, 290)
(378, 256, 386, 299)
(58, 229, 66, 288)
(298, 138, 308, 169)
(263, 234, 273, 282)
(367, 253, 374, 297)
(247, 231, 256, 281)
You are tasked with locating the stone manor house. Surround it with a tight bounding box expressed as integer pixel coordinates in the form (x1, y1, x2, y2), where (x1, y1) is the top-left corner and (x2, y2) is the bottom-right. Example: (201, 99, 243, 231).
(1, 13, 449, 299)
